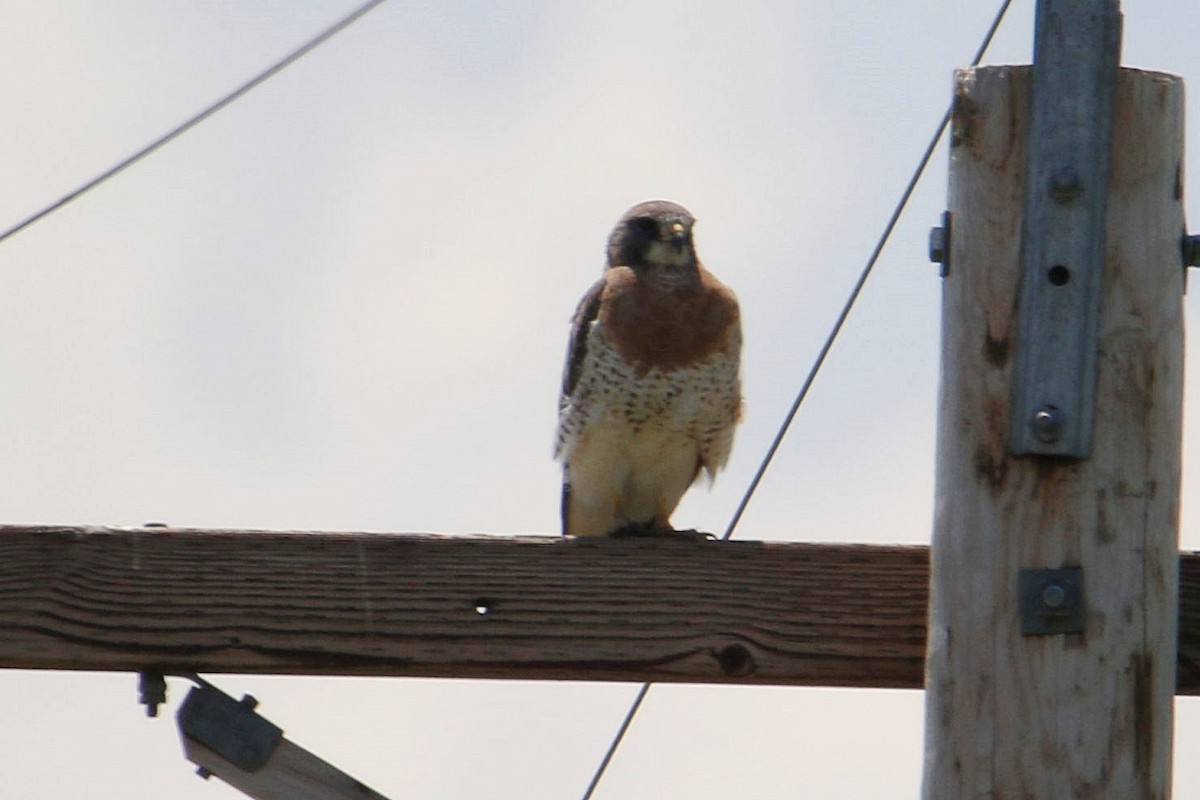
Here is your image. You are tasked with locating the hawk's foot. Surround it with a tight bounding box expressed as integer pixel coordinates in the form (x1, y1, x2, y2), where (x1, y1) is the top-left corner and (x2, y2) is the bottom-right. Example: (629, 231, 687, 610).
(609, 524, 716, 541)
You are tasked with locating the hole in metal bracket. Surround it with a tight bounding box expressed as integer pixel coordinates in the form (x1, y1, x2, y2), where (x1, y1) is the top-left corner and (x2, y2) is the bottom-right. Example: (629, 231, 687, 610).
(1047, 264, 1071, 286)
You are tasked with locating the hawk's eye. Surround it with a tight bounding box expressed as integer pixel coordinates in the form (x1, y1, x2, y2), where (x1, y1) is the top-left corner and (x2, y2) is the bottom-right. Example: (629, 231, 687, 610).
(631, 217, 658, 235)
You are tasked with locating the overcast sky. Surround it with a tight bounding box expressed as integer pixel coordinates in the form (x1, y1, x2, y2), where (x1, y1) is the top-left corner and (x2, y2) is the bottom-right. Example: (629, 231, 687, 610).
(1, 1, 1199, 798)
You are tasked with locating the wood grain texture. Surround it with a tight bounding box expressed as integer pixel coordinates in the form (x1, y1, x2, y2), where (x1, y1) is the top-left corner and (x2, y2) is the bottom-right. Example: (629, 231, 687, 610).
(0, 525, 927, 686)
(923, 66, 1185, 799)
(4, 525, 1200, 692)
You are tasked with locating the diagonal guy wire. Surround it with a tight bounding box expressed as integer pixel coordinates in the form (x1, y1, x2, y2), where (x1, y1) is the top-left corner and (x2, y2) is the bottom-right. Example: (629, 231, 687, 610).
(577, 2, 1015, 798)
(0, 0, 389, 247)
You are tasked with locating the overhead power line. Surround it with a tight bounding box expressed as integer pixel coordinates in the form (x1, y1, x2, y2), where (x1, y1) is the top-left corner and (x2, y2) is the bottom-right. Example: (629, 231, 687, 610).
(577, 2, 1016, 798)
(0, 0, 388, 247)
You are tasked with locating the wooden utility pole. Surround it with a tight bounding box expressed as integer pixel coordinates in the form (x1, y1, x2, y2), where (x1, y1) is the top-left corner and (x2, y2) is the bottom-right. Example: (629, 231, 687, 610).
(922, 47, 1185, 800)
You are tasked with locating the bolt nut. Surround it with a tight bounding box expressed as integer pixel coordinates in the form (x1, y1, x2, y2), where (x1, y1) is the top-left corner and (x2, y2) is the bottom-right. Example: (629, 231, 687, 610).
(138, 670, 167, 718)
(929, 226, 947, 265)
(929, 211, 952, 277)
(1184, 234, 1200, 267)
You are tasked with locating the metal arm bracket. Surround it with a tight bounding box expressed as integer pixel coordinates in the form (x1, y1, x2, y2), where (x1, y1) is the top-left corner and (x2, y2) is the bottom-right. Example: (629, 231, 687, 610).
(177, 683, 283, 772)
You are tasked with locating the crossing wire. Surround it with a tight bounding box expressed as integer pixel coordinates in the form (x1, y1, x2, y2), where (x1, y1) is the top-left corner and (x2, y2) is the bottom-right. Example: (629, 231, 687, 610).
(577, 2, 1016, 798)
(0, 0, 388, 247)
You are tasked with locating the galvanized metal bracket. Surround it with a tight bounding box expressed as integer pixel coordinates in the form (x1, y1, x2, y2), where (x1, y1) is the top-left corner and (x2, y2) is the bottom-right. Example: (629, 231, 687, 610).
(1009, 0, 1122, 458)
(177, 682, 283, 772)
(1019, 566, 1084, 636)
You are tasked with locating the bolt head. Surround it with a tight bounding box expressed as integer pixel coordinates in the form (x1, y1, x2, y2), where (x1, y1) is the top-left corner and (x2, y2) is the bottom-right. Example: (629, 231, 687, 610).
(1030, 406, 1064, 444)
(1041, 584, 1067, 609)
(1049, 168, 1082, 203)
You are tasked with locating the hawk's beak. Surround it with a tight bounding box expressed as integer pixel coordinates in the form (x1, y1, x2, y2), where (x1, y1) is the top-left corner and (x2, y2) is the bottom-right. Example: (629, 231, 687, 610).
(668, 221, 687, 245)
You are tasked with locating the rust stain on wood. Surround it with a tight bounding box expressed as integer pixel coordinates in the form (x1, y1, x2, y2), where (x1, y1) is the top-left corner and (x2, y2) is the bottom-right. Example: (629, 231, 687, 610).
(982, 333, 1009, 368)
(973, 443, 1008, 491)
(950, 84, 978, 149)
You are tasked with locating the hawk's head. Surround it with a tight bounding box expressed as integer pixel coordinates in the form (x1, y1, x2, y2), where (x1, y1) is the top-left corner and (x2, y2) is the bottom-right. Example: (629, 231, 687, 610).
(606, 200, 698, 282)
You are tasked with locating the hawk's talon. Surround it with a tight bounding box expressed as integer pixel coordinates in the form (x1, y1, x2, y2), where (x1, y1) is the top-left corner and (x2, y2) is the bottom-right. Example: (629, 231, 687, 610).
(670, 528, 718, 542)
(609, 524, 716, 542)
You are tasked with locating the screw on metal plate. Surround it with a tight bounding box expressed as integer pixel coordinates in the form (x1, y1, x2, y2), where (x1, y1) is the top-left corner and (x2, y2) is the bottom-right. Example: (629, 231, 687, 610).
(177, 682, 283, 773)
(929, 211, 952, 277)
(138, 670, 167, 717)
(1019, 566, 1084, 636)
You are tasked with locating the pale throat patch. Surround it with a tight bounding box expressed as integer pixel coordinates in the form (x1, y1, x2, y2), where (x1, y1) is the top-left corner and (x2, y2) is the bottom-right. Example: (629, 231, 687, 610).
(645, 239, 694, 268)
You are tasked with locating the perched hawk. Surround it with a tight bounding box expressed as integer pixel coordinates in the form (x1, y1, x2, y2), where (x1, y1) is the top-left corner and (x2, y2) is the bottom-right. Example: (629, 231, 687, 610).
(554, 200, 742, 537)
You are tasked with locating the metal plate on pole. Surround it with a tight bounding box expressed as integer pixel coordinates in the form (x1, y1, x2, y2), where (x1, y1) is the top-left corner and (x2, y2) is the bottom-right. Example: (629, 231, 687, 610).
(1009, 0, 1122, 458)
